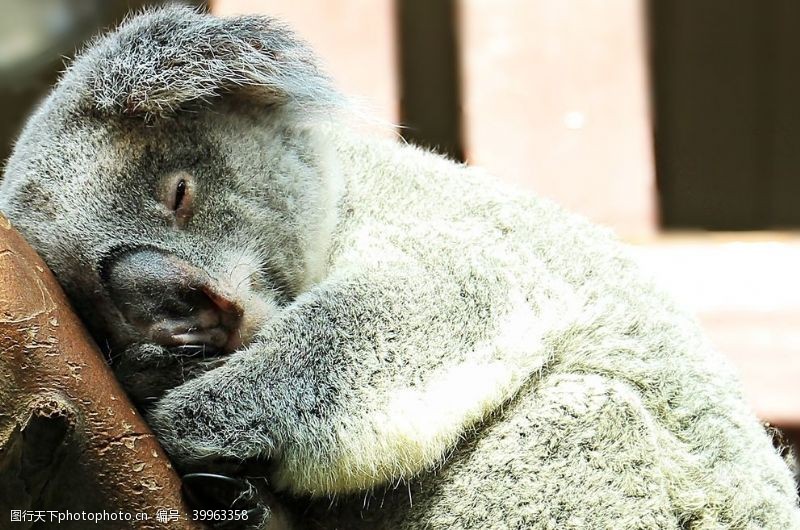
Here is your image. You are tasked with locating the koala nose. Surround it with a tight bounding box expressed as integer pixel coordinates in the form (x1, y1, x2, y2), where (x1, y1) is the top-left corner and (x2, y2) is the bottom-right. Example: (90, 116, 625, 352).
(103, 247, 243, 352)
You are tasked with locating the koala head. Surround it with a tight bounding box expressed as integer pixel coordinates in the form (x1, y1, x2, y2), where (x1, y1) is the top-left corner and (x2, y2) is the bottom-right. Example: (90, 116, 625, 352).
(0, 6, 343, 395)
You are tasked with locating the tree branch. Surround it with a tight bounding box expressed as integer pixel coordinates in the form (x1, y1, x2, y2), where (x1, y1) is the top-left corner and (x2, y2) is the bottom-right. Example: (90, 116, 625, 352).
(0, 214, 202, 529)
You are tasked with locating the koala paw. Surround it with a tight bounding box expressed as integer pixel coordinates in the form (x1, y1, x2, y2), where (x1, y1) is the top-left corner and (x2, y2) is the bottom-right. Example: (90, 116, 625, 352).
(146, 360, 277, 466)
(182, 472, 269, 529)
(112, 342, 228, 405)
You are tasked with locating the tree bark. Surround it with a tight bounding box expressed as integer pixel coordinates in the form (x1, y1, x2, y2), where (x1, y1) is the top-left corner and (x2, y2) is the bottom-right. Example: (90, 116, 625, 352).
(0, 214, 202, 529)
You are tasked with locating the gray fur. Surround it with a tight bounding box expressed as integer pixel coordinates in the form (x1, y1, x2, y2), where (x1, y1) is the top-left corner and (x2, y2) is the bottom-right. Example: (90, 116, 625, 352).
(76, 6, 340, 118)
(1, 6, 798, 529)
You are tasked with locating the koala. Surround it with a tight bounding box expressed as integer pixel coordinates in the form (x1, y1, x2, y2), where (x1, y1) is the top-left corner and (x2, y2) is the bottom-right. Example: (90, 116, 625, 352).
(1, 6, 798, 529)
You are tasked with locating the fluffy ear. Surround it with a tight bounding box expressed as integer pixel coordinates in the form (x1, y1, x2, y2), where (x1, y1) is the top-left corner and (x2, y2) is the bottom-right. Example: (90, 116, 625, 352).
(69, 5, 339, 118)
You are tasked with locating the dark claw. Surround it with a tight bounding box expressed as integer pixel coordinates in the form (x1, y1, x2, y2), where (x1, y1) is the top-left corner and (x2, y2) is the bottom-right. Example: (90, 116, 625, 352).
(182, 472, 252, 509)
(182, 472, 269, 529)
(245, 507, 266, 520)
(168, 344, 222, 358)
(183, 472, 250, 489)
(135, 395, 161, 413)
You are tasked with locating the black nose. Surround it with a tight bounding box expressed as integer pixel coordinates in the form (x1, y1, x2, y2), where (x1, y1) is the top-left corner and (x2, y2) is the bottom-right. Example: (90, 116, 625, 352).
(103, 247, 243, 352)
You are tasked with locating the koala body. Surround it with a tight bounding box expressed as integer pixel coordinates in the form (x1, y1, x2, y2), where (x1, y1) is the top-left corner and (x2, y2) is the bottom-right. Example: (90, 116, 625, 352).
(1, 7, 798, 529)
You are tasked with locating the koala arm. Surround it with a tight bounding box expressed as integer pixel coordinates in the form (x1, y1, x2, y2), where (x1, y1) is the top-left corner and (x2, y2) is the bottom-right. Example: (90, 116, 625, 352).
(149, 248, 557, 497)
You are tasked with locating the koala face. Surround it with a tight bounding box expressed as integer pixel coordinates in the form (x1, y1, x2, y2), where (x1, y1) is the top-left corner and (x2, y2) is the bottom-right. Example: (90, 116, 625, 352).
(0, 6, 341, 395)
(5, 107, 315, 349)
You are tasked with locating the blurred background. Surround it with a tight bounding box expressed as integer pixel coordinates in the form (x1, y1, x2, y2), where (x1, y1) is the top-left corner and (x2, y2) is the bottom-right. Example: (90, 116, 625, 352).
(1, 1, 798, 444)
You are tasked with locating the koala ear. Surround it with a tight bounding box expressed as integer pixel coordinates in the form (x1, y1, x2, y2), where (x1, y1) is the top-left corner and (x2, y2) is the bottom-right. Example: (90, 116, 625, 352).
(70, 5, 339, 118)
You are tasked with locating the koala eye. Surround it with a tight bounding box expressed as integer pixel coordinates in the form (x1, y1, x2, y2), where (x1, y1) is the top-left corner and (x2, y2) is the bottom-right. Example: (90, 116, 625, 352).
(173, 179, 187, 211)
(163, 172, 194, 228)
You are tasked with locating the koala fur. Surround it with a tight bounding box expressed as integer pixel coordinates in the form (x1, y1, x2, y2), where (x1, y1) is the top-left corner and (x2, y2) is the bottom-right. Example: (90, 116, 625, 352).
(1, 6, 799, 529)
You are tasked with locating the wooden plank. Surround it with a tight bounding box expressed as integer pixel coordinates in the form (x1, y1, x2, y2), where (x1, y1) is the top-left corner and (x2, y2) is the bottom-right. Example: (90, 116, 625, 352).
(396, 0, 463, 160)
(649, 0, 763, 229)
(459, 0, 656, 237)
(768, 0, 800, 227)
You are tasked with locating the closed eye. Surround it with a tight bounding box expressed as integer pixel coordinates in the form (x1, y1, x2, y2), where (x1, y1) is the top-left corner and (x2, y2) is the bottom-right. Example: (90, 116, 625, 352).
(173, 178, 187, 211)
(163, 171, 194, 227)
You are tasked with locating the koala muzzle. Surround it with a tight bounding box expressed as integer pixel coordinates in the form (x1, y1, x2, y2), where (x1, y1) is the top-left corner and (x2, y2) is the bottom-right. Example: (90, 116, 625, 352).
(103, 247, 244, 353)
